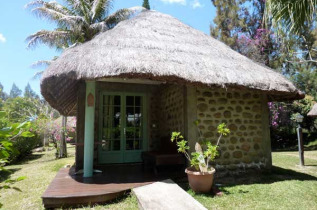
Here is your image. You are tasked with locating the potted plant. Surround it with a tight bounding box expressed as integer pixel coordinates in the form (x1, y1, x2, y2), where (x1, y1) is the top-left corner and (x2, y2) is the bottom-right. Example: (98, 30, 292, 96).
(171, 121, 230, 193)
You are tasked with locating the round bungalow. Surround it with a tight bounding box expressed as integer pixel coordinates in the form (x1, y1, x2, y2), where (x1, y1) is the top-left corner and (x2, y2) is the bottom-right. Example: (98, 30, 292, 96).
(41, 10, 304, 177)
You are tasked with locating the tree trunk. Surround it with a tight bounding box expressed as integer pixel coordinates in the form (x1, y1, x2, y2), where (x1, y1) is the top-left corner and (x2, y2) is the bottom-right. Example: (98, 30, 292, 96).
(59, 116, 68, 158)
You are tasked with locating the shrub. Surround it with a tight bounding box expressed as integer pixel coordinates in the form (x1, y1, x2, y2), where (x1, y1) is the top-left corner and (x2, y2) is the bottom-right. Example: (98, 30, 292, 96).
(10, 135, 41, 161)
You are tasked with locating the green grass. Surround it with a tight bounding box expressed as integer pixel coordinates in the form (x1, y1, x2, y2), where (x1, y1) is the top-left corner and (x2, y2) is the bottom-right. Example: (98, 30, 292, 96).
(1, 147, 317, 210)
(191, 151, 317, 210)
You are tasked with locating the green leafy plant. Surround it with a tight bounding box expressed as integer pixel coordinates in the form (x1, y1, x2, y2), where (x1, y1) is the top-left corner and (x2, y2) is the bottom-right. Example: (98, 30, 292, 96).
(0, 111, 35, 170)
(171, 121, 230, 172)
(0, 111, 33, 207)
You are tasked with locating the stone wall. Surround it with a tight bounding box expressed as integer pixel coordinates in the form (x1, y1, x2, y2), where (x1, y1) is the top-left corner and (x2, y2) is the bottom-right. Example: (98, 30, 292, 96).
(196, 88, 271, 175)
(159, 85, 185, 135)
(149, 84, 185, 150)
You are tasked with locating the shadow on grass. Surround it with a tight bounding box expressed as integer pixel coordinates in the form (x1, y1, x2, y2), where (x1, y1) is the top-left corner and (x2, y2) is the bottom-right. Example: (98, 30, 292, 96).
(177, 166, 317, 198)
(0, 168, 21, 182)
(12, 153, 44, 165)
(214, 166, 317, 187)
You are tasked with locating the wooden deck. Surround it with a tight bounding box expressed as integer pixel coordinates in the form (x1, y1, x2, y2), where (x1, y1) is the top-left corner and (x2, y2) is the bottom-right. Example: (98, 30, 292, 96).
(42, 164, 185, 208)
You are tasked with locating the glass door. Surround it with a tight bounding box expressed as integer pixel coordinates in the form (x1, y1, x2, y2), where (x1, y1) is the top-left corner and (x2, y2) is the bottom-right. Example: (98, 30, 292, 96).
(124, 95, 144, 162)
(98, 93, 146, 164)
(99, 94, 123, 163)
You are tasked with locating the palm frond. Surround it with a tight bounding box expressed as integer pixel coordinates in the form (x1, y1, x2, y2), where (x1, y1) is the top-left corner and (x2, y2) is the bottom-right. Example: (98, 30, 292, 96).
(265, 0, 317, 34)
(32, 70, 44, 80)
(91, 0, 113, 21)
(27, 0, 74, 16)
(31, 5, 85, 27)
(104, 6, 144, 29)
(31, 56, 58, 80)
(90, 22, 109, 32)
(30, 60, 52, 68)
(77, 0, 92, 23)
(26, 30, 71, 49)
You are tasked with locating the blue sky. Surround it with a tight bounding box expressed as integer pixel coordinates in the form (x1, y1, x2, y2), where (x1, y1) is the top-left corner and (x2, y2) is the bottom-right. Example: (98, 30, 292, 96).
(0, 0, 216, 95)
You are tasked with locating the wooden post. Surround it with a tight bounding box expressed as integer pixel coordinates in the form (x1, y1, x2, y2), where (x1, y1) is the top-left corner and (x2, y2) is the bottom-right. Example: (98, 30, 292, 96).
(84, 81, 95, 177)
(63, 116, 67, 156)
(59, 116, 67, 158)
(297, 126, 304, 166)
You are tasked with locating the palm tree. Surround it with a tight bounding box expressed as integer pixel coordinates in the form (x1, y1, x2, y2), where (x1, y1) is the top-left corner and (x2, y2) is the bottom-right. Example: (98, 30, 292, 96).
(26, 0, 142, 49)
(265, 0, 317, 34)
(26, 0, 142, 158)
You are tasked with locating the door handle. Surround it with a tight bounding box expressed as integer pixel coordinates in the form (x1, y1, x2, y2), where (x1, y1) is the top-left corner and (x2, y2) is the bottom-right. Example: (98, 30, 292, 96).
(124, 128, 126, 136)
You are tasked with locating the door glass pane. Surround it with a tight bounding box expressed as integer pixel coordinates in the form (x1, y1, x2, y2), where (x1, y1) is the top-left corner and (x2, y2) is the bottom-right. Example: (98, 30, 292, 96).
(135, 96, 141, 106)
(101, 95, 121, 151)
(125, 95, 143, 150)
(126, 96, 134, 106)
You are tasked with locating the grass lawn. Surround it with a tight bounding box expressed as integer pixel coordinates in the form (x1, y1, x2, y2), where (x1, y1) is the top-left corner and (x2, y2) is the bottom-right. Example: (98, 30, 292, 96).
(0, 146, 317, 210)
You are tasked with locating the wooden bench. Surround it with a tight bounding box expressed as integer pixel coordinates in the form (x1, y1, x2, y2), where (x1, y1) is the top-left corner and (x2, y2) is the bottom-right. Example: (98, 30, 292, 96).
(142, 137, 186, 174)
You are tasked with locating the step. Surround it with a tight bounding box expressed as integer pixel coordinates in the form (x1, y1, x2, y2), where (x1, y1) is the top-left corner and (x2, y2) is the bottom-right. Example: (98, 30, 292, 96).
(132, 179, 207, 210)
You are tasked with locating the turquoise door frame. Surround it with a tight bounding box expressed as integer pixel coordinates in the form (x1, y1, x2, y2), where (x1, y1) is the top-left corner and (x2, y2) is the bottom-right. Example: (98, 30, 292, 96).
(98, 91, 147, 164)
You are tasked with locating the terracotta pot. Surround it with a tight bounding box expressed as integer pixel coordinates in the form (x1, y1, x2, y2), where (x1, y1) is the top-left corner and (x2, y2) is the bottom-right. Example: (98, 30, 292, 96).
(185, 167, 215, 193)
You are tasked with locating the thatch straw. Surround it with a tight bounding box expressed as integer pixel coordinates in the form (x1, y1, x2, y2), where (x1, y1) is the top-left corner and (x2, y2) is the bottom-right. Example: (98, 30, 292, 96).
(308, 104, 317, 117)
(41, 10, 304, 115)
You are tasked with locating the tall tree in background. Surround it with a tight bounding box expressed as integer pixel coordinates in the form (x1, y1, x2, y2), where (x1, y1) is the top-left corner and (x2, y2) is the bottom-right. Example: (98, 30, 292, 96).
(0, 82, 8, 101)
(211, 0, 281, 67)
(9, 84, 22, 98)
(143, 0, 150, 10)
(210, 0, 245, 50)
(24, 83, 39, 99)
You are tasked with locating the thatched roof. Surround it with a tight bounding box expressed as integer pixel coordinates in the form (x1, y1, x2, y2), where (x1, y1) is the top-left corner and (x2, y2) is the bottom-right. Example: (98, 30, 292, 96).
(41, 10, 304, 116)
(308, 104, 317, 117)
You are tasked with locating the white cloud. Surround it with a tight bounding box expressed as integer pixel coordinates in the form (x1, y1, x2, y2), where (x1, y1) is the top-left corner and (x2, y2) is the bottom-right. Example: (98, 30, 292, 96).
(191, 0, 204, 9)
(0, 33, 6, 43)
(160, 0, 187, 5)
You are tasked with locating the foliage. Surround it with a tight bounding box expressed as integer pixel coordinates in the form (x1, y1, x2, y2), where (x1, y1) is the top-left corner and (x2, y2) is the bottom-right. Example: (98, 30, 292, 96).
(210, 0, 245, 50)
(211, 0, 283, 67)
(0, 83, 62, 160)
(3, 97, 38, 123)
(11, 135, 41, 161)
(269, 95, 317, 149)
(0, 111, 35, 207)
(0, 82, 8, 102)
(265, 0, 317, 35)
(26, 0, 143, 50)
(9, 83, 22, 98)
(142, 0, 150, 10)
(0, 111, 35, 171)
(171, 122, 230, 172)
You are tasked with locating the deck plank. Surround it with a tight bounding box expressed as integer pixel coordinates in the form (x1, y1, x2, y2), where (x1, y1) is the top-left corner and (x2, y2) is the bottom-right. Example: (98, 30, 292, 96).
(42, 164, 185, 208)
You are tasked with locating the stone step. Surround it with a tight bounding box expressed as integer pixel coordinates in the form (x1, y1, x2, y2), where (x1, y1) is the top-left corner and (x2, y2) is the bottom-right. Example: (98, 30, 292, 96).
(132, 179, 207, 210)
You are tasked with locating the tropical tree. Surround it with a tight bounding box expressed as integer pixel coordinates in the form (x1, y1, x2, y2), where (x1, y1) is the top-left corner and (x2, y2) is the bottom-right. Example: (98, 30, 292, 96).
(26, 0, 143, 49)
(265, 0, 317, 34)
(26, 0, 142, 158)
